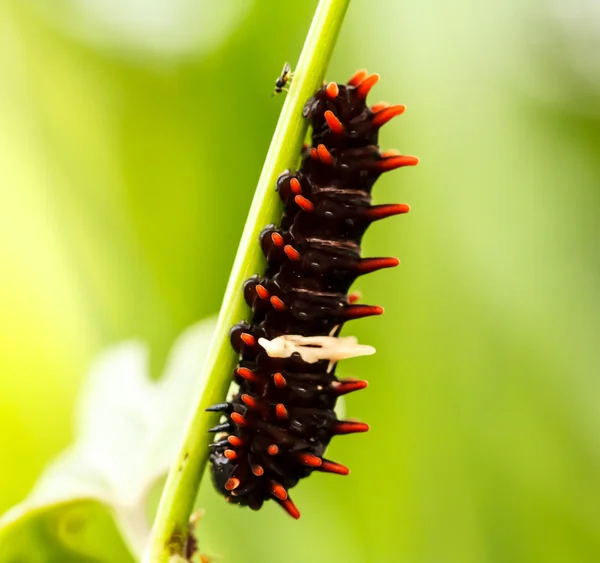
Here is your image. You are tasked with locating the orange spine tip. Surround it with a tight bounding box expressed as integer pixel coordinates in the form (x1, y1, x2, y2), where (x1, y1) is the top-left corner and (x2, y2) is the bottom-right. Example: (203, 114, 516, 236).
(255, 284, 269, 299)
(330, 379, 368, 395)
(297, 452, 323, 467)
(241, 394, 258, 409)
(356, 257, 400, 274)
(240, 333, 256, 346)
(284, 245, 301, 261)
(325, 81, 339, 99)
(310, 147, 319, 159)
(289, 177, 302, 194)
(252, 465, 264, 477)
(371, 104, 406, 127)
(365, 204, 411, 221)
(224, 449, 237, 460)
(348, 69, 368, 86)
(316, 144, 334, 165)
(343, 304, 384, 320)
(324, 110, 345, 134)
(280, 498, 301, 519)
(231, 413, 248, 427)
(356, 73, 380, 99)
(236, 367, 259, 383)
(227, 435, 243, 447)
(267, 444, 279, 455)
(334, 421, 370, 434)
(270, 295, 285, 310)
(273, 372, 287, 388)
(377, 155, 419, 171)
(319, 460, 350, 475)
(275, 403, 288, 419)
(271, 482, 288, 501)
(271, 232, 284, 247)
(294, 195, 315, 212)
(225, 477, 240, 491)
(370, 101, 389, 113)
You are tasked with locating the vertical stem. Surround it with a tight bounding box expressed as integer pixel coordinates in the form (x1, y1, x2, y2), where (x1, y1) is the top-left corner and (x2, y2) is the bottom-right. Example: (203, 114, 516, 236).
(143, 1, 350, 561)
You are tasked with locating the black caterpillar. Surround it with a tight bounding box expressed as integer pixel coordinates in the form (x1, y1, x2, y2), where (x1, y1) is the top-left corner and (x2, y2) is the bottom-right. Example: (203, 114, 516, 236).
(208, 70, 418, 519)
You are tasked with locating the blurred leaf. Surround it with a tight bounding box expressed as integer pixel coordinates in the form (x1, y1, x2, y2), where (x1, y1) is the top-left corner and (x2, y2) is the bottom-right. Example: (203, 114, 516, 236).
(24, 0, 254, 58)
(0, 500, 134, 563)
(0, 317, 216, 559)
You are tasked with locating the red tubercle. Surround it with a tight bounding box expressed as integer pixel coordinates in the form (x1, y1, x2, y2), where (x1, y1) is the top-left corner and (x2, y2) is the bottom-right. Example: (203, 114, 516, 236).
(270, 296, 285, 311)
(279, 498, 301, 519)
(289, 177, 302, 194)
(348, 69, 368, 86)
(228, 435, 243, 447)
(231, 413, 248, 427)
(241, 394, 259, 409)
(370, 101, 389, 113)
(325, 81, 339, 99)
(236, 367, 260, 383)
(319, 460, 350, 475)
(224, 449, 237, 460)
(225, 478, 240, 491)
(310, 148, 319, 160)
(255, 284, 270, 299)
(294, 195, 315, 212)
(284, 245, 301, 261)
(356, 257, 400, 274)
(316, 144, 334, 165)
(330, 379, 368, 396)
(297, 453, 323, 468)
(271, 482, 288, 501)
(252, 465, 264, 477)
(376, 155, 419, 171)
(275, 403, 289, 419)
(324, 110, 345, 134)
(364, 204, 410, 221)
(356, 73, 380, 99)
(342, 304, 384, 320)
(371, 104, 406, 127)
(271, 232, 284, 247)
(267, 444, 279, 456)
(334, 421, 370, 434)
(273, 372, 287, 388)
(240, 333, 256, 346)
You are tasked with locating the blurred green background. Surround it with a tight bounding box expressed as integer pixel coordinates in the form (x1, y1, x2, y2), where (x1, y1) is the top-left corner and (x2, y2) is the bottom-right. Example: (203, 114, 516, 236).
(2, 0, 600, 561)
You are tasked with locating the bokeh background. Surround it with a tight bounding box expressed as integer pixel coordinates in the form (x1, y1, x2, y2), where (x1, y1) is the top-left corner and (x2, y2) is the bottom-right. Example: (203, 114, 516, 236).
(2, 0, 600, 562)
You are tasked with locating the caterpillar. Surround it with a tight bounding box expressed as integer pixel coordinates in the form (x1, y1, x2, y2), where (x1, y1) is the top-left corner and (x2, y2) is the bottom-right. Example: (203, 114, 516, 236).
(208, 69, 418, 519)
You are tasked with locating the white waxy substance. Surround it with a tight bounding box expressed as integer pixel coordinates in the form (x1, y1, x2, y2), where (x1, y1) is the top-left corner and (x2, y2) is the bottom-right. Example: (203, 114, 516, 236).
(258, 334, 375, 373)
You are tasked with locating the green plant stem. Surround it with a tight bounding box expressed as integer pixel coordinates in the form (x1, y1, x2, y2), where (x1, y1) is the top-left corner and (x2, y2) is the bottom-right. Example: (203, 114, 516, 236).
(143, 1, 350, 561)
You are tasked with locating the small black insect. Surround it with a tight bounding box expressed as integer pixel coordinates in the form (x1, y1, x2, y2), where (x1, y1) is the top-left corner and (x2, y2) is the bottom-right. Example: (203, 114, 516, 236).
(273, 62, 293, 96)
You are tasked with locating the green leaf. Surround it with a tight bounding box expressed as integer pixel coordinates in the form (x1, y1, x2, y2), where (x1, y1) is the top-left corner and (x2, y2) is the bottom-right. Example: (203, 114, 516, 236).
(0, 317, 216, 560)
(0, 501, 134, 563)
